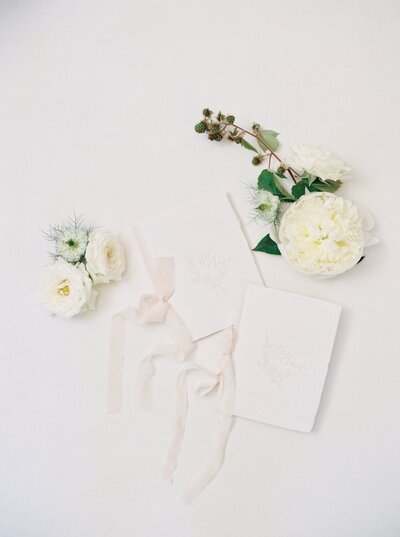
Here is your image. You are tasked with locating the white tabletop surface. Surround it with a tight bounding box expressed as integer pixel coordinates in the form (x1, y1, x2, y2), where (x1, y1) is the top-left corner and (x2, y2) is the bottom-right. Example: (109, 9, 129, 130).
(1, 1, 399, 536)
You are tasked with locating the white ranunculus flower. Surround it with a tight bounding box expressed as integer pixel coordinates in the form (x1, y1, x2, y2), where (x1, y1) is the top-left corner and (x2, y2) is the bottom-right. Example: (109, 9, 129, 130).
(286, 144, 351, 182)
(42, 259, 97, 318)
(85, 231, 126, 284)
(278, 192, 376, 278)
(253, 189, 280, 223)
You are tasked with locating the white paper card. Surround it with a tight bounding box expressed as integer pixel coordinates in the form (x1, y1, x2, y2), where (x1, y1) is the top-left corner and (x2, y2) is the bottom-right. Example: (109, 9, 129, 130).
(136, 192, 263, 341)
(234, 285, 341, 433)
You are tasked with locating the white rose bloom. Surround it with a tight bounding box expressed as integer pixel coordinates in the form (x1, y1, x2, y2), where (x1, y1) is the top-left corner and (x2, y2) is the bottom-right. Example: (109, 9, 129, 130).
(253, 190, 280, 223)
(42, 259, 97, 318)
(286, 144, 351, 182)
(85, 231, 126, 284)
(278, 192, 376, 278)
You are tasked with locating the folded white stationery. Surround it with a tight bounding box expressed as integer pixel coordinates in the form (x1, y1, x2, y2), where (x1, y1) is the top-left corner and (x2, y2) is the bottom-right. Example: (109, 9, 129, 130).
(234, 285, 341, 433)
(135, 191, 263, 341)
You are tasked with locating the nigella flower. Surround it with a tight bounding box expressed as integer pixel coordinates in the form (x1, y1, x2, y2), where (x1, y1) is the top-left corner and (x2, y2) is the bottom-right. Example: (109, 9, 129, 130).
(250, 187, 280, 224)
(55, 227, 89, 262)
(45, 216, 92, 263)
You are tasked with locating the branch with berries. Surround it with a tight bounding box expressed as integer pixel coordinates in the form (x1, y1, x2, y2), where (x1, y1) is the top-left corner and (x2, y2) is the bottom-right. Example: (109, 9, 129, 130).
(194, 108, 300, 184)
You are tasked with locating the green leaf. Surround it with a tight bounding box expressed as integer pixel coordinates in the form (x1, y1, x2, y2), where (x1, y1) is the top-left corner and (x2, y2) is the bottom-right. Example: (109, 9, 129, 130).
(307, 174, 318, 185)
(257, 169, 293, 200)
(258, 130, 279, 152)
(240, 138, 258, 153)
(291, 180, 308, 200)
(275, 183, 294, 201)
(257, 169, 275, 191)
(253, 234, 281, 255)
(297, 172, 342, 192)
(298, 172, 318, 186)
(310, 179, 343, 193)
(293, 176, 343, 196)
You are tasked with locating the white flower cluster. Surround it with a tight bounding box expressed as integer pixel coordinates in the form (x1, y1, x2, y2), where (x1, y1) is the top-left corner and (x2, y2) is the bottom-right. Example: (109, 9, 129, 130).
(278, 192, 376, 278)
(286, 144, 351, 182)
(42, 220, 126, 318)
(251, 143, 377, 278)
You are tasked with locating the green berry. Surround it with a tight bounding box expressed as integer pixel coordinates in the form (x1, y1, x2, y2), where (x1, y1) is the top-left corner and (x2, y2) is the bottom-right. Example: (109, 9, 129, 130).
(226, 115, 235, 124)
(252, 156, 262, 166)
(202, 108, 212, 118)
(208, 132, 223, 142)
(195, 121, 207, 133)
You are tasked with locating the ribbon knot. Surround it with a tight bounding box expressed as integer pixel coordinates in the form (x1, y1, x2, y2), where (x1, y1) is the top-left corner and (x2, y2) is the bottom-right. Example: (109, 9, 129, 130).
(107, 256, 195, 413)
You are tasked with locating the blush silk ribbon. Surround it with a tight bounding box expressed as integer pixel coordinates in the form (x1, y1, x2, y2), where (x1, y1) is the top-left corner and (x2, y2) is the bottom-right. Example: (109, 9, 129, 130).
(106, 233, 235, 503)
(163, 326, 235, 504)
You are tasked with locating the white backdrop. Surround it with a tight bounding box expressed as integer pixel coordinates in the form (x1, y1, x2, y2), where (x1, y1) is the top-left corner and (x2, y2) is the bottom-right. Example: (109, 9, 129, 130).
(1, 1, 399, 535)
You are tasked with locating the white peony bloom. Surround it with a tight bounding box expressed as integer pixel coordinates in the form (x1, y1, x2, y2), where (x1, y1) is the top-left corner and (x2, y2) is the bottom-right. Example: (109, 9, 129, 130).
(278, 192, 376, 278)
(286, 144, 351, 182)
(253, 189, 280, 223)
(42, 259, 97, 318)
(85, 231, 126, 284)
(54, 226, 89, 263)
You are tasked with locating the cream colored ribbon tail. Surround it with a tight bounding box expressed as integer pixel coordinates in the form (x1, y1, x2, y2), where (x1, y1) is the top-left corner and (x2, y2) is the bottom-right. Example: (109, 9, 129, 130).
(162, 327, 235, 504)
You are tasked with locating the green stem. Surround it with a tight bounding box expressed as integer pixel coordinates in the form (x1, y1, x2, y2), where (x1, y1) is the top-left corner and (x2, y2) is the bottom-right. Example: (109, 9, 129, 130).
(221, 121, 298, 184)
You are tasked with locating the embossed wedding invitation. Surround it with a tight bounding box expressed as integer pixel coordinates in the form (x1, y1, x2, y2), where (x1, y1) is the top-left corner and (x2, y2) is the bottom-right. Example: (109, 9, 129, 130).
(234, 285, 341, 433)
(135, 191, 263, 341)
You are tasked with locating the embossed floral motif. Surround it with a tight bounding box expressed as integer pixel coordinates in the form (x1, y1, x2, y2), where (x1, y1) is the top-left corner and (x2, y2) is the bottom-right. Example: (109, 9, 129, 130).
(184, 251, 235, 291)
(257, 338, 307, 389)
